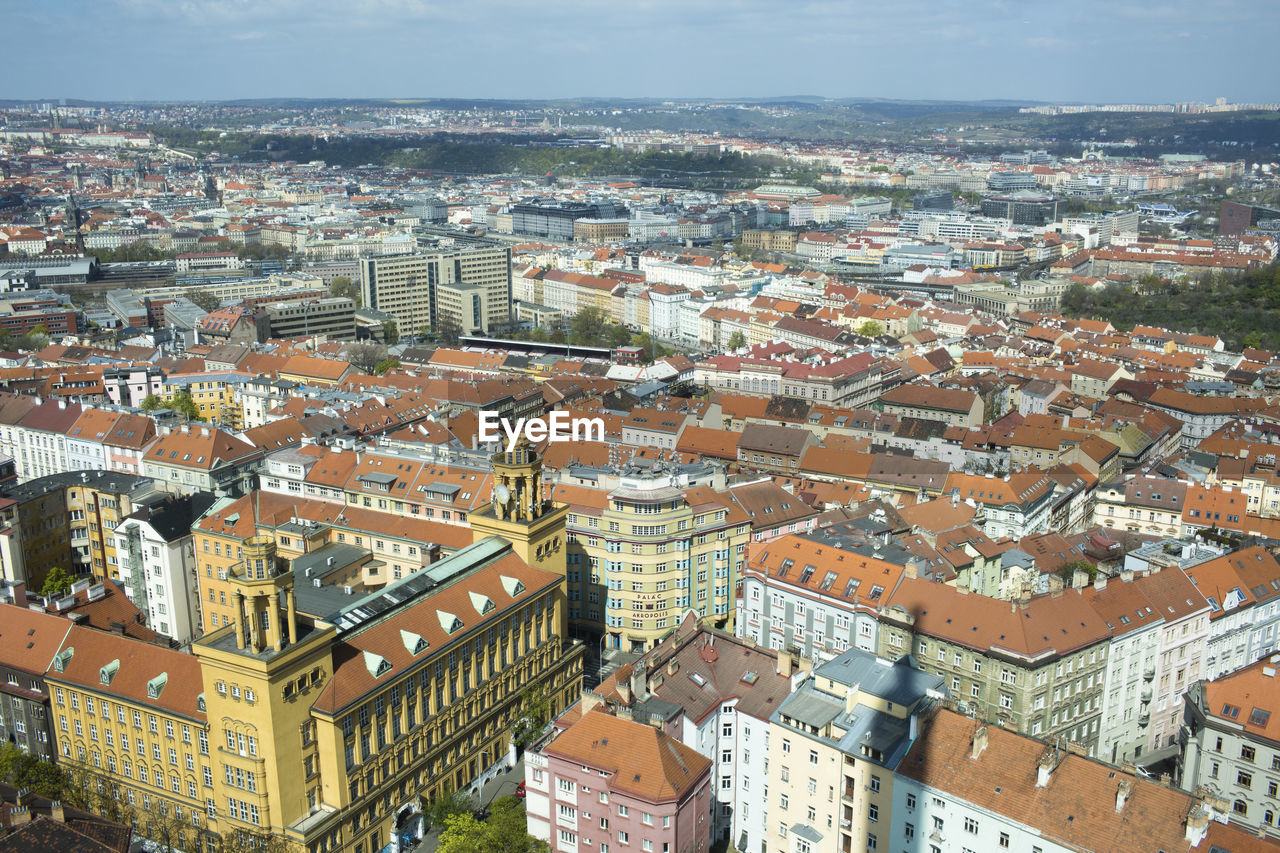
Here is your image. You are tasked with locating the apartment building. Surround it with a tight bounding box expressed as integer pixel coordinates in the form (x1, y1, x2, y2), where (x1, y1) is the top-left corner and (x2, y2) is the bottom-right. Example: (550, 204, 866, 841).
(737, 532, 912, 663)
(877, 384, 983, 428)
(0, 604, 72, 763)
(114, 493, 216, 645)
(766, 648, 945, 853)
(589, 616, 793, 848)
(879, 579, 1111, 756)
(0, 471, 156, 587)
(358, 247, 512, 336)
(940, 469, 1057, 540)
(553, 463, 748, 653)
(525, 709, 711, 853)
(1084, 568, 1210, 765)
(893, 708, 1240, 853)
(1183, 547, 1280, 680)
(1093, 476, 1189, 539)
(140, 425, 261, 497)
(1181, 657, 1280, 838)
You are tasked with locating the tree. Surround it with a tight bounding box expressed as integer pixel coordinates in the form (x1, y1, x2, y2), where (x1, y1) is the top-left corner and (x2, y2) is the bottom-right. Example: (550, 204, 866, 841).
(854, 320, 883, 338)
(343, 341, 388, 373)
(434, 315, 462, 346)
(435, 812, 488, 853)
(726, 330, 747, 350)
(382, 319, 400, 346)
(434, 797, 546, 853)
(184, 289, 220, 313)
(330, 275, 360, 305)
(0, 744, 66, 799)
(170, 391, 203, 422)
(373, 357, 401, 376)
(569, 306, 610, 347)
(1055, 559, 1098, 587)
(425, 788, 476, 831)
(512, 683, 552, 749)
(41, 566, 73, 598)
(606, 323, 633, 349)
(213, 829, 294, 853)
(140, 394, 163, 411)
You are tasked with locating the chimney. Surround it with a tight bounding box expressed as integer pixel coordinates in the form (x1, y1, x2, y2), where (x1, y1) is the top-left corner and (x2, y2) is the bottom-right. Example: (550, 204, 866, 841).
(667, 659, 680, 676)
(50, 800, 65, 823)
(631, 661, 649, 703)
(616, 667, 632, 705)
(1094, 574, 1108, 591)
(1048, 574, 1064, 598)
(1115, 778, 1134, 812)
(1036, 747, 1062, 788)
(10, 805, 30, 826)
(1072, 568, 1090, 590)
(777, 651, 793, 678)
(971, 725, 988, 759)
(904, 560, 918, 580)
(1185, 803, 1211, 846)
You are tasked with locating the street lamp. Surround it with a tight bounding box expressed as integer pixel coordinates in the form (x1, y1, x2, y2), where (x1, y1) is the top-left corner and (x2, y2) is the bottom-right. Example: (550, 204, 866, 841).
(598, 632, 609, 687)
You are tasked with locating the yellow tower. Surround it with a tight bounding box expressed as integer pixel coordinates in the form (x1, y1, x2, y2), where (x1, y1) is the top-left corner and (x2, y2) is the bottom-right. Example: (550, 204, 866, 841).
(468, 439, 569, 577)
(193, 533, 336, 849)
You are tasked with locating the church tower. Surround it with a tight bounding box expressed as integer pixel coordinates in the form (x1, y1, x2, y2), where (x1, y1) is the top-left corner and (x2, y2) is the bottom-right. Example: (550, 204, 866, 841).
(469, 438, 569, 577)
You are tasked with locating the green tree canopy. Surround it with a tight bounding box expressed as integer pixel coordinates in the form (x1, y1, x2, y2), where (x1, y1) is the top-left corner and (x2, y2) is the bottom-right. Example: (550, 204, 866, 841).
(140, 393, 162, 411)
(434, 797, 546, 853)
(854, 320, 884, 338)
(382, 319, 400, 346)
(568, 306, 611, 347)
(330, 276, 360, 305)
(373, 357, 401, 376)
(0, 744, 67, 799)
(184, 289, 221, 313)
(40, 566, 73, 598)
(170, 391, 204, 422)
(726, 330, 747, 350)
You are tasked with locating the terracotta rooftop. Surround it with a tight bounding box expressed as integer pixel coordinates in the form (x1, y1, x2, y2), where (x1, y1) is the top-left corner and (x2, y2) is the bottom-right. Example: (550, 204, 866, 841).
(543, 709, 711, 804)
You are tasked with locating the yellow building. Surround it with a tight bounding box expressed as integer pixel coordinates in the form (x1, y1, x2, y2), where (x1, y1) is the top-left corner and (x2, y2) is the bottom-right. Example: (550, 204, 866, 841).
(1, 471, 156, 587)
(553, 467, 748, 653)
(51, 449, 584, 853)
(161, 374, 249, 429)
(46, 624, 227, 850)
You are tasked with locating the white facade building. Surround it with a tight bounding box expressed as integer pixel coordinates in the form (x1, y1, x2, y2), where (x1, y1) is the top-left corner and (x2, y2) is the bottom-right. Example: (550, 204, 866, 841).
(113, 494, 210, 644)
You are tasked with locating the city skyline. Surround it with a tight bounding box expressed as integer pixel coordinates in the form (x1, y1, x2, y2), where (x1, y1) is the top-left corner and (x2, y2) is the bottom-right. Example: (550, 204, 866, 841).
(9, 0, 1279, 104)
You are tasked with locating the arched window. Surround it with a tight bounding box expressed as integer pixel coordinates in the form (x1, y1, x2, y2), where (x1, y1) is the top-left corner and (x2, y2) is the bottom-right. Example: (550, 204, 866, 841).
(1234, 799, 1249, 816)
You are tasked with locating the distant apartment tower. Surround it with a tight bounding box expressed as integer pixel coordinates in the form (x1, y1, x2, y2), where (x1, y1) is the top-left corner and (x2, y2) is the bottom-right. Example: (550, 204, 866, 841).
(359, 246, 512, 336)
(510, 199, 627, 239)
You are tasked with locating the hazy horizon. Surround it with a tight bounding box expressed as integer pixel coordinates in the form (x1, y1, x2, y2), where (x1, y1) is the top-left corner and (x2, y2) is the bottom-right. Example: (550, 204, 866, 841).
(8, 0, 1279, 105)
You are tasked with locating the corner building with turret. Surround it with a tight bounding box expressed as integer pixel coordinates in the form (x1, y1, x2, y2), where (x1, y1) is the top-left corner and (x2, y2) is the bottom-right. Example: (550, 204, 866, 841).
(42, 445, 584, 853)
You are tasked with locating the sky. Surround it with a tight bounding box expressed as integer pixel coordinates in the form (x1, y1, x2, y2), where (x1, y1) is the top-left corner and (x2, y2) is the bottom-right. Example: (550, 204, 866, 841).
(7, 0, 1279, 105)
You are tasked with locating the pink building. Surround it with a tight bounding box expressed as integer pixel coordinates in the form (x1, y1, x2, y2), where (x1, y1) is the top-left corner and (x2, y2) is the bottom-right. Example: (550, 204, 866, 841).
(526, 709, 712, 853)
